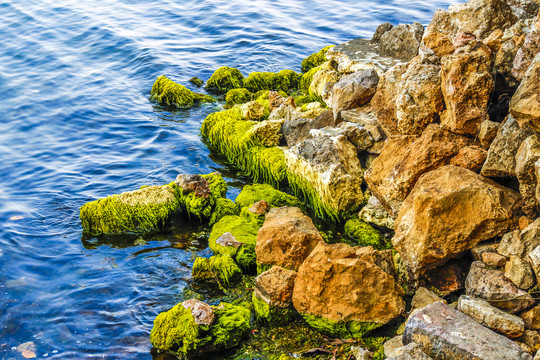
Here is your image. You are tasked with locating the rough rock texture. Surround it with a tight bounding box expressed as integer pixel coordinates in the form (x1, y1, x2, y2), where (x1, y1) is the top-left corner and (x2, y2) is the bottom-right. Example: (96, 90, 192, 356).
(309, 69, 341, 100)
(254, 266, 296, 308)
(393, 166, 522, 280)
(505, 255, 535, 289)
(512, 22, 540, 81)
(527, 245, 540, 280)
(481, 252, 507, 267)
(282, 110, 336, 147)
(292, 242, 405, 338)
(251, 119, 284, 147)
(522, 330, 540, 353)
(358, 195, 395, 229)
(331, 69, 379, 120)
(449, 145, 488, 172)
(365, 125, 471, 217)
(384, 336, 404, 358)
(404, 302, 532, 360)
(309, 122, 374, 151)
(516, 135, 540, 217)
(423, 258, 469, 296)
(466, 261, 535, 313)
(423, 10, 459, 41)
(471, 241, 500, 261)
(448, 0, 518, 39)
(378, 23, 425, 61)
(481, 115, 534, 177)
(182, 299, 215, 326)
(520, 304, 540, 330)
(478, 120, 501, 149)
(255, 207, 322, 271)
(499, 219, 540, 258)
(340, 106, 385, 143)
(411, 287, 446, 311)
(240, 101, 266, 120)
(422, 32, 455, 58)
(510, 53, 540, 132)
(386, 343, 434, 360)
(458, 295, 525, 338)
(440, 51, 494, 135)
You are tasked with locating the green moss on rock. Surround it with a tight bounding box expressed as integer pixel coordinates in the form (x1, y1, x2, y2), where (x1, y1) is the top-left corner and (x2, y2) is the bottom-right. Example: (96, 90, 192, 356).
(300, 45, 334, 73)
(252, 293, 294, 324)
(243, 70, 301, 93)
(302, 313, 381, 339)
(344, 219, 385, 249)
(299, 66, 320, 94)
(150, 75, 216, 108)
(176, 173, 228, 221)
(225, 88, 252, 108)
(205, 66, 245, 93)
(210, 198, 239, 226)
(235, 183, 302, 209)
(192, 255, 242, 287)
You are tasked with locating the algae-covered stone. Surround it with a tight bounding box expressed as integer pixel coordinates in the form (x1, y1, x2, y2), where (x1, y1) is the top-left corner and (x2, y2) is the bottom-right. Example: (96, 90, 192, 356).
(209, 198, 239, 226)
(300, 66, 320, 93)
(150, 300, 250, 358)
(150, 75, 215, 108)
(176, 172, 228, 220)
(205, 66, 244, 93)
(235, 183, 303, 209)
(225, 88, 252, 108)
(192, 255, 242, 287)
(344, 219, 385, 249)
(80, 184, 179, 235)
(243, 70, 301, 93)
(301, 45, 334, 73)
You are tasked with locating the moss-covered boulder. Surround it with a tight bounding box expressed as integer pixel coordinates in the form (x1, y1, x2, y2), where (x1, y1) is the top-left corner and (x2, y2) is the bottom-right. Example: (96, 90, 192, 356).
(299, 66, 320, 94)
(175, 173, 228, 220)
(252, 266, 297, 324)
(209, 198, 239, 226)
(243, 70, 301, 93)
(301, 45, 334, 73)
(235, 183, 303, 209)
(192, 255, 242, 287)
(225, 88, 252, 108)
(150, 299, 250, 358)
(344, 219, 386, 249)
(150, 75, 215, 108)
(205, 66, 245, 93)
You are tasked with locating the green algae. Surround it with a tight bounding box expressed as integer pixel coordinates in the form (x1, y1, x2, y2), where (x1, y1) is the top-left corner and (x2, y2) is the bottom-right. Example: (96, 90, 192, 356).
(192, 255, 242, 287)
(210, 198, 240, 226)
(189, 77, 204, 87)
(302, 313, 381, 340)
(243, 70, 301, 93)
(300, 45, 334, 73)
(150, 75, 216, 109)
(252, 293, 294, 325)
(299, 66, 320, 94)
(344, 219, 386, 250)
(205, 66, 245, 94)
(225, 88, 253, 108)
(235, 183, 302, 209)
(176, 173, 228, 221)
(150, 301, 250, 358)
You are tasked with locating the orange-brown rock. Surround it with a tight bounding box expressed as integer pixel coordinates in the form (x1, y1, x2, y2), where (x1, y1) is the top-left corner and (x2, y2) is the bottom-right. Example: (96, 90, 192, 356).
(254, 266, 297, 308)
(256, 207, 323, 271)
(423, 32, 455, 57)
(510, 53, 540, 133)
(512, 19, 540, 82)
(365, 124, 470, 217)
(484, 29, 504, 52)
(423, 258, 469, 296)
(292, 242, 404, 327)
(393, 165, 522, 281)
(449, 145, 488, 172)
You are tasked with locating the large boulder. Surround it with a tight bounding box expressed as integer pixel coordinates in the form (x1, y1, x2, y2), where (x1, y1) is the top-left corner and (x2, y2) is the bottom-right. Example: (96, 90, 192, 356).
(292, 242, 405, 339)
(510, 53, 540, 132)
(255, 207, 322, 271)
(331, 69, 379, 120)
(393, 166, 522, 281)
(281, 110, 336, 147)
(365, 124, 471, 217)
(403, 302, 532, 360)
(377, 23, 425, 61)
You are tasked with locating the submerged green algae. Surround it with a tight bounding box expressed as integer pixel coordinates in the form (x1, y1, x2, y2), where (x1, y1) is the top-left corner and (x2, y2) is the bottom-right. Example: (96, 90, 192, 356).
(205, 66, 245, 93)
(252, 293, 294, 325)
(192, 255, 243, 287)
(150, 75, 216, 108)
(235, 183, 302, 209)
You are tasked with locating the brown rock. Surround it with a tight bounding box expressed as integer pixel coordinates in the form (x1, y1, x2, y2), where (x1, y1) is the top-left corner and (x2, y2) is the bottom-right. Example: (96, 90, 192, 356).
(175, 174, 211, 198)
(340, 105, 385, 142)
(269, 91, 284, 112)
(478, 120, 501, 149)
(423, 32, 455, 57)
(510, 53, 540, 133)
(516, 135, 540, 217)
(182, 299, 215, 326)
(484, 29, 505, 52)
(495, 26, 527, 87)
(365, 124, 470, 217)
(248, 200, 270, 216)
(411, 287, 446, 311)
(505, 255, 535, 290)
(527, 245, 540, 280)
(370, 63, 406, 136)
(512, 23, 540, 82)
(282, 110, 336, 147)
(292, 242, 404, 328)
(331, 69, 379, 120)
(309, 69, 341, 100)
(256, 207, 322, 271)
(424, 10, 459, 40)
(378, 22, 425, 61)
(453, 30, 477, 48)
(393, 166, 522, 280)
(521, 304, 540, 330)
(520, 216, 534, 230)
(254, 266, 296, 308)
(499, 219, 540, 258)
(449, 145, 488, 172)
(482, 252, 507, 267)
(423, 258, 469, 296)
(521, 330, 540, 353)
(440, 51, 494, 135)
(371, 23, 394, 43)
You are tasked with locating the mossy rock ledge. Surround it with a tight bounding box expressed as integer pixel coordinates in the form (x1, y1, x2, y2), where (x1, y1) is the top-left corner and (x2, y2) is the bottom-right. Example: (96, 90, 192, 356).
(150, 75, 215, 108)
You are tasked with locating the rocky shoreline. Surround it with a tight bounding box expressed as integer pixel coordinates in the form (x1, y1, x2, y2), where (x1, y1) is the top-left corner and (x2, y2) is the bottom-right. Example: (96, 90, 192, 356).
(80, 0, 540, 358)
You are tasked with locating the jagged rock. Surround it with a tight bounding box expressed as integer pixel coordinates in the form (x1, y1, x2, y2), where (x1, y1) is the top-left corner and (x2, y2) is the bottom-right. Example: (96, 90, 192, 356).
(458, 295, 526, 338)
(411, 287, 446, 311)
(331, 69, 379, 119)
(285, 134, 365, 220)
(350, 347, 373, 360)
(300, 102, 325, 119)
(423, 258, 469, 296)
(482, 115, 534, 177)
(386, 343, 433, 360)
(440, 51, 494, 135)
(340, 107, 384, 144)
(176, 174, 211, 198)
(449, 145, 487, 172)
(292, 242, 405, 339)
(479, 120, 501, 149)
(423, 10, 459, 40)
(482, 252, 507, 267)
(182, 299, 215, 326)
(510, 53, 540, 132)
(512, 19, 540, 81)
(466, 261, 535, 313)
(358, 195, 395, 229)
(365, 124, 471, 217)
(310, 122, 374, 151)
(248, 200, 270, 216)
(393, 166, 521, 280)
(453, 30, 477, 48)
(269, 103, 295, 122)
(521, 304, 540, 330)
(522, 330, 540, 353)
(255, 207, 322, 271)
(269, 91, 284, 112)
(448, 0, 517, 39)
(507, 0, 540, 19)
(505, 255, 535, 289)
(527, 245, 540, 280)
(471, 241, 500, 261)
(484, 29, 505, 52)
(499, 219, 540, 258)
(378, 23, 425, 61)
(216, 232, 243, 248)
(252, 119, 284, 147)
(309, 69, 340, 100)
(420, 32, 455, 63)
(282, 110, 336, 147)
(240, 100, 266, 120)
(384, 336, 404, 358)
(516, 135, 540, 217)
(372, 23, 394, 43)
(404, 302, 532, 359)
(252, 266, 297, 323)
(521, 216, 535, 229)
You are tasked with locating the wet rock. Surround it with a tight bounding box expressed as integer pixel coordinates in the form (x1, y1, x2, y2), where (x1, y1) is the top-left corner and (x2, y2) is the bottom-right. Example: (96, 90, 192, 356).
(478, 120, 501, 149)
(482, 252, 507, 267)
(182, 299, 215, 326)
(521, 304, 540, 330)
(282, 110, 336, 147)
(285, 134, 365, 220)
(358, 195, 395, 229)
(253, 266, 296, 323)
(386, 343, 433, 360)
(331, 69, 379, 119)
(404, 301, 532, 359)
(449, 145, 488, 172)
(499, 219, 540, 258)
(440, 51, 494, 135)
(255, 207, 322, 271)
(505, 255, 535, 289)
(458, 295, 525, 338)
(512, 18, 540, 81)
(248, 200, 270, 216)
(522, 330, 540, 353)
(411, 287, 446, 311)
(17, 342, 36, 354)
(481, 115, 534, 177)
(176, 174, 211, 198)
(510, 53, 540, 133)
(466, 261, 535, 313)
(448, 0, 517, 39)
(309, 69, 340, 100)
(393, 166, 521, 281)
(192, 255, 242, 286)
(378, 22, 425, 61)
(292, 242, 405, 339)
(365, 125, 471, 217)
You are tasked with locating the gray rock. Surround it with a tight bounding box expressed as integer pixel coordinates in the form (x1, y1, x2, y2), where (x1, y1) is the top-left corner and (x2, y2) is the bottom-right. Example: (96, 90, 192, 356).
(507, 0, 540, 19)
(499, 219, 540, 258)
(481, 115, 534, 178)
(379, 23, 425, 61)
(411, 287, 446, 311)
(482, 252, 507, 267)
(216, 232, 243, 248)
(310, 122, 374, 151)
(384, 336, 404, 358)
(527, 245, 540, 281)
(458, 295, 525, 338)
(358, 195, 395, 229)
(175, 174, 211, 198)
(386, 343, 433, 360)
(372, 23, 394, 43)
(516, 135, 540, 217)
(471, 241, 500, 261)
(269, 104, 295, 122)
(350, 346, 373, 360)
(282, 110, 336, 147)
(465, 261, 535, 313)
(254, 266, 296, 308)
(504, 255, 535, 290)
(478, 120, 501, 149)
(331, 69, 379, 120)
(404, 302, 532, 359)
(339, 106, 385, 142)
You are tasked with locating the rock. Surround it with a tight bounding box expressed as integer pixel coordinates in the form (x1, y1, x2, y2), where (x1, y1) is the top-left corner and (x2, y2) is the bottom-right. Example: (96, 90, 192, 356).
(17, 342, 36, 354)
(393, 166, 521, 281)
(285, 134, 365, 220)
(521, 216, 534, 230)
(300, 102, 325, 119)
(484, 29, 505, 52)
(282, 110, 336, 147)
(365, 125, 471, 217)
(521, 304, 540, 330)
(423, 10, 459, 41)
(499, 219, 540, 258)
(440, 51, 494, 135)
(192, 255, 242, 286)
(350, 347, 373, 360)
(255, 207, 322, 271)
(251, 119, 284, 147)
(378, 22, 425, 61)
(452, 30, 477, 48)
(182, 299, 215, 326)
(269, 91, 284, 112)
(510, 53, 540, 133)
(527, 245, 540, 280)
(358, 195, 395, 229)
(205, 66, 244, 93)
(384, 336, 404, 358)
(466, 261, 535, 313)
(216, 232, 243, 248)
(478, 120, 501, 149)
(269, 103, 295, 122)
(458, 295, 526, 338)
(512, 21, 540, 81)
(505, 255, 535, 289)
(340, 106, 385, 142)
(411, 287, 446, 311)
(496, 32, 526, 87)
(235, 183, 303, 210)
(292, 242, 404, 339)
(404, 302, 532, 359)
(372, 23, 394, 43)
(309, 69, 341, 100)
(471, 241, 501, 261)
(449, 145, 488, 172)
(448, 0, 517, 39)
(240, 100, 266, 120)
(481, 115, 534, 177)
(175, 174, 211, 197)
(482, 252, 507, 267)
(386, 343, 433, 360)
(522, 330, 540, 353)
(311, 122, 374, 151)
(507, 0, 540, 19)
(248, 200, 270, 216)
(422, 32, 455, 58)
(252, 266, 297, 323)
(331, 69, 379, 119)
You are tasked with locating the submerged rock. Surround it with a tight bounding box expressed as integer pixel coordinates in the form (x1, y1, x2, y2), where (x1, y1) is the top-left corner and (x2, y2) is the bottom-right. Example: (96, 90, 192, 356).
(192, 255, 242, 287)
(205, 66, 244, 93)
(150, 75, 216, 108)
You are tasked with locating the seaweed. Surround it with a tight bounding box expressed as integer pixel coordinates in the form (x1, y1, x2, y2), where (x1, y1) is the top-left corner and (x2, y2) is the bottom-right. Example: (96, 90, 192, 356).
(301, 313, 381, 339)
(192, 255, 243, 287)
(150, 75, 216, 108)
(344, 219, 386, 249)
(300, 45, 334, 73)
(235, 183, 302, 209)
(225, 88, 253, 108)
(205, 67, 245, 93)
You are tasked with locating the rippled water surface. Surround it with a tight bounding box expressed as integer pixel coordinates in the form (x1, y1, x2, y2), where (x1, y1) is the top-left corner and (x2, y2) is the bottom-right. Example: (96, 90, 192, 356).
(1, 0, 464, 358)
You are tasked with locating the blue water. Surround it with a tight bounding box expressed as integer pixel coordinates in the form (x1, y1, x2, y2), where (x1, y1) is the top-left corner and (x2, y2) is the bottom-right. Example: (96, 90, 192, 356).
(0, 0, 464, 358)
